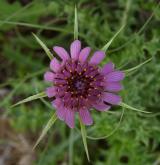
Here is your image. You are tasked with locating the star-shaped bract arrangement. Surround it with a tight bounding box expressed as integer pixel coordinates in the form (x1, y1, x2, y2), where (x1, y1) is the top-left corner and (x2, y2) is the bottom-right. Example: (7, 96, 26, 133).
(44, 40, 125, 128)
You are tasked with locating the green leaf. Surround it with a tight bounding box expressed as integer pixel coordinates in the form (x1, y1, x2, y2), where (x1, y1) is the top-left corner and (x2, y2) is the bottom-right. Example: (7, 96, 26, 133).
(107, 3, 160, 53)
(32, 33, 53, 60)
(120, 102, 151, 113)
(101, 25, 125, 52)
(87, 108, 124, 140)
(33, 112, 57, 150)
(0, 20, 71, 33)
(0, 1, 33, 27)
(11, 91, 47, 107)
(79, 118, 90, 161)
(124, 58, 152, 73)
(69, 129, 74, 165)
(74, 5, 78, 40)
(137, 2, 160, 35)
(120, 0, 132, 29)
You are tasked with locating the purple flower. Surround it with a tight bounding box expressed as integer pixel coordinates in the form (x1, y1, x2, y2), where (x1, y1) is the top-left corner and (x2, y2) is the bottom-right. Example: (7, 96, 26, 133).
(44, 40, 125, 128)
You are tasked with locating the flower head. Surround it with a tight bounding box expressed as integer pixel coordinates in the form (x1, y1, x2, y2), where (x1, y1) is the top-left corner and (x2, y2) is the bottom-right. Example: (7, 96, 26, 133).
(44, 40, 125, 128)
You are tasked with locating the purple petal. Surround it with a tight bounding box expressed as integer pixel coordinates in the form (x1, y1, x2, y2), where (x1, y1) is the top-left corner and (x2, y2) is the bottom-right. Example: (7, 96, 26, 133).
(54, 79, 67, 85)
(101, 62, 114, 75)
(56, 107, 65, 120)
(44, 71, 55, 82)
(103, 92, 121, 105)
(56, 87, 66, 97)
(93, 102, 111, 111)
(55, 73, 65, 79)
(78, 98, 86, 107)
(90, 51, 105, 65)
(52, 98, 62, 109)
(65, 109, 75, 128)
(90, 81, 102, 87)
(88, 70, 99, 78)
(62, 69, 71, 77)
(70, 40, 81, 60)
(88, 89, 101, 96)
(79, 108, 93, 125)
(87, 94, 98, 102)
(65, 61, 72, 72)
(54, 80, 67, 86)
(79, 47, 91, 62)
(84, 66, 93, 75)
(104, 82, 123, 92)
(46, 87, 56, 98)
(63, 92, 72, 100)
(50, 58, 60, 72)
(105, 71, 125, 82)
(76, 62, 83, 73)
(53, 46, 70, 61)
(71, 61, 76, 71)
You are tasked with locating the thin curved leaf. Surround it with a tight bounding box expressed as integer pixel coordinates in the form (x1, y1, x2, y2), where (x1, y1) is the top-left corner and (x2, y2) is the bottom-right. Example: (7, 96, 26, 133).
(74, 5, 78, 40)
(32, 33, 53, 60)
(79, 118, 90, 161)
(124, 58, 152, 73)
(69, 129, 74, 165)
(120, 102, 151, 113)
(87, 108, 124, 140)
(101, 25, 125, 52)
(0, 20, 71, 33)
(11, 91, 47, 108)
(108, 2, 160, 53)
(0, 1, 34, 27)
(33, 112, 57, 150)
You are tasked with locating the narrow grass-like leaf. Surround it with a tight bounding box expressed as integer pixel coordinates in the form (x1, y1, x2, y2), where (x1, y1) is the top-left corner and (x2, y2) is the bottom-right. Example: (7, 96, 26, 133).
(108, 2, 160, 53)
(101, 25, 125, 52)
(32, 33, 53, 60)
(33, 113, 57, 150)
(0, 1, 34, 27)
(120, 0, 131, 29)
(11, 91, 47, 107)
(0, 68, 46, 89)
(0, 20, 71, 33)
(79, 118, 90, 161)
(137, 2, 160, 35)
(69, 129, 74, 165)
(124, 58, 152, 73)
(87, 108, 124, 140)
(74, 5, 78, 40)
(120, 102, 151, 113)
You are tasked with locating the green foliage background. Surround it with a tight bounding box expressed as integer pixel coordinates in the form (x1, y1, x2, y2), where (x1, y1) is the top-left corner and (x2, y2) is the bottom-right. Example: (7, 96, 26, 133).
(0, 0, 160, 165)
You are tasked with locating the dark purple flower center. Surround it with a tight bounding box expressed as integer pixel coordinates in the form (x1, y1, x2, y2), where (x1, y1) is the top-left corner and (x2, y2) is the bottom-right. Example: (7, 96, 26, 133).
(74, 81, 85, 90)
(66, 72, 91, 96)
(54, 60, 105, 109)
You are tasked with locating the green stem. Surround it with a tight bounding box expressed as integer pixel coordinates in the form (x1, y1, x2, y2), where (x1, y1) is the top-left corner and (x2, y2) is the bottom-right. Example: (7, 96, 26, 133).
(74, 5, 78, 40)
(69, 129, 74, 165)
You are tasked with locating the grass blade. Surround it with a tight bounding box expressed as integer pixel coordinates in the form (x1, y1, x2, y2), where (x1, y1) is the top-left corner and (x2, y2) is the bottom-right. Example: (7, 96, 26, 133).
(33, 113, 57, 150)
(74, 5, 78, 40)
(87, 108, 124, 140)
(108, 2, 160, 53)
(69, 129, 74, 165)
(124, 58, 152, 73)
(101, 25, 125, 52)
(120, 0, 132, 29)
(0, 1, 34, 27)
(32, 33, 53, 60)
(11, 91, 47, 107)
(120, 102, 151, 113)
(0, 20, 71, 33)
(79, 118, 90, 161)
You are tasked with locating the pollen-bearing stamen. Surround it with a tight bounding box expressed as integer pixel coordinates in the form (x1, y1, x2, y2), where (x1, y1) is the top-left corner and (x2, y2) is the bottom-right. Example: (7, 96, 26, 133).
(44, 40, 125, 128)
